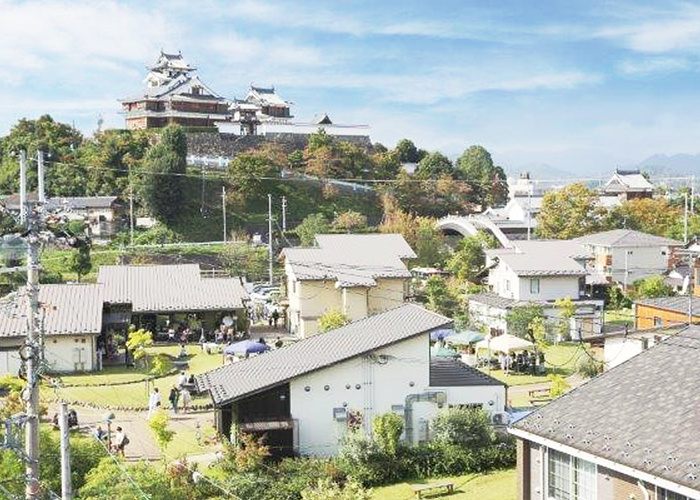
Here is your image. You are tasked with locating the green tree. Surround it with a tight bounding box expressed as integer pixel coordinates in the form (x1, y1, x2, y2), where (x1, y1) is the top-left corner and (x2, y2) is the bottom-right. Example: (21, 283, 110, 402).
(454, 145, 508, 208)
(416, 152, 453, 179)
(506, 304, 546, 342)
(70, 243, 92, 282)
(138, 125, 188, 225)
(634, 275, 675, 299)
(294, 213, 330, 246)
(432, 407, 495, 447)
(536, 183, 606, 239)
(228, 146, 283, 202)
(225, 243, 269, 282)
(394, 139, 420, 163)
(126, 327, 153, 369)
(318, 309, 351, 332)
(424, 276, 458, 317)
(447, 236, 486, 282)
(554, 297, 576, 340)
(371, 149, 401, 179)
(605, 198, 681, 237)
(148, 410, 175, 452)
(414, 218, 448, 267)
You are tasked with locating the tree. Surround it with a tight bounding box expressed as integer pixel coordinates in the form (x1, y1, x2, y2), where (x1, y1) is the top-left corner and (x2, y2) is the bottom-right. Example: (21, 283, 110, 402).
(138, 125, 188, 225)
(424, 276, 458, 317)
(394, 139, 422, 163)
(506, 304, 546, 343)
(414, 218, 448, 267)
(228, 147, 282, 202)
(416, 152, 453, 179)
(294, 213, 331, 246)
(332, 211, 367, 233)
(554, 297, 576, 340)
(372, 412, 404, 456)
(70, 243, 92, 282)
(318, 309, 350, 332)
(454, 145, 508, 208)
(126, 327, 153, 369)
(148, 410, 175, 452)
(605, 198, 681, 237)
(432, 407, 495, 447)
(447, 236, 486, 282)
(536, 183, 606, 239)
(634, 275, 675, 299)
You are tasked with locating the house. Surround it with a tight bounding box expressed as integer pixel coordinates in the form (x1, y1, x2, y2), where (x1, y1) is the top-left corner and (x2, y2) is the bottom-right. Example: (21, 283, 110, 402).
(468, 293, 603, 340)
(634, 296, 700, 330)
(98, 264, 249, 335)
(195, 304, 507, 457)
(0, 284, 103, 374)
(120, 51, 231, 130)
(510, 327, 700, 500)
(602, 168, 654, 200)
(1, 194, 125, 239)
(603, 324, 682, 369)
(282, 234, 417, 338)
(575, 229, 682, 288)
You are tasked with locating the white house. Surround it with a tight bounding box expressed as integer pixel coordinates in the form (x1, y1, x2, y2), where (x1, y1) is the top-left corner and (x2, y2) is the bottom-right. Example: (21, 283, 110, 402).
(602, 325, 678, 369)
(196, 304, 507, 457)
(0, 284, 103, 374)
(282, 234, 416, 338)
(574, 229, 682, 287)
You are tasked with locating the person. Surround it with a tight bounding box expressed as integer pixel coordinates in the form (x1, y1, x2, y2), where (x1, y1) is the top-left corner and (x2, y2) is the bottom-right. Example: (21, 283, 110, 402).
(67, 409, 78, 428)
(114, 426, 129, 457)
(504, 353, 513, 375)
(258, 337, 267, 345)
(148, 387, 161, 418)
(215, 328, 224, 344)
(181, 387, 191, 414)
(274, 336, 283, 349)
(178, 343, 187, 359)
(167, 326, 175, 342)
(169, 386, 180, 415)
(272, 309, 280, 328)
(93, 425, 106, 441)
(177, 371, 188, 389)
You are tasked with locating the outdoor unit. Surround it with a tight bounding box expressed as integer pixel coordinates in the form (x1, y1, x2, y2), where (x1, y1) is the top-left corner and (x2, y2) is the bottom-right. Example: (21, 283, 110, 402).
(332, 407, 347, 421)
(492, 412, 510, 426)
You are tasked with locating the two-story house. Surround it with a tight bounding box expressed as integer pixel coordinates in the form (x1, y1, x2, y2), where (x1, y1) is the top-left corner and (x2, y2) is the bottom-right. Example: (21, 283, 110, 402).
(574, 229, 682, 288)
(282, 234, 416, 338)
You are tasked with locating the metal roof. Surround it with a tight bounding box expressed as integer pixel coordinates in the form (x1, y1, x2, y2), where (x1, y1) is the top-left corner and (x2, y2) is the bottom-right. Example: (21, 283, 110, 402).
(489, 250, 587, 277)
(575, 229, 681, 248)
(636, 296, 700, 317)
(97, 264, 248, 312)
(429, 357, 505, 387)
(513, 327, 700, 493)
(283, 234, 416, 287)
(196, 303, 451, 406)
(0, 284, 103, 337)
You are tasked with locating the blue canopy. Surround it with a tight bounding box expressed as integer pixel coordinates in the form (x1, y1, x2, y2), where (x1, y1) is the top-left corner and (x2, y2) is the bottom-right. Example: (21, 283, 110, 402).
(444, 330, 485, 345)
(224, 340, 270, 356)
(430, 328, 454, 341)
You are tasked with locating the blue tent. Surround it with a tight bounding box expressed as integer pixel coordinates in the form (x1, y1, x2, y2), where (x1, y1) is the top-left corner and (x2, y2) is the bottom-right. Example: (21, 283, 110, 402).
(224, 340, 270, 356)
(430, 328, 454, 341)
(444, 330, 485, 345)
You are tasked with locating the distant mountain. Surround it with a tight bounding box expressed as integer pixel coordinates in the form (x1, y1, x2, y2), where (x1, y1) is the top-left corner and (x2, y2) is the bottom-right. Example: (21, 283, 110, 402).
(634, 153, 700, 177)
(504, 162, 582, 180)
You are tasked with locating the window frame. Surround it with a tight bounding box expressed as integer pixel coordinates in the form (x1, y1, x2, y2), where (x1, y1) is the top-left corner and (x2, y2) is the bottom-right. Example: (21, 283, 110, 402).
(546, 448, 597, 500)
(530, 278, 540, 294)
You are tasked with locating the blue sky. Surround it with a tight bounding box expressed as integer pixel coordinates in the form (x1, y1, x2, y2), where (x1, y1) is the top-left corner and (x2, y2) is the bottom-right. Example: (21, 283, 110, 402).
(3, 0, 700, 172)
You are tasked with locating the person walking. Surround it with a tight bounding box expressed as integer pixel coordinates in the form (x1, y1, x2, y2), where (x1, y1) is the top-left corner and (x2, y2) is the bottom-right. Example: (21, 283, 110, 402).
(169, 386, 180, 415)
(177, 371, 188, 389)
(113, 426, 129, 457)
(181, 387, 191, 414)
(147, 387, 161, 419)
(272, 309, 280, 329)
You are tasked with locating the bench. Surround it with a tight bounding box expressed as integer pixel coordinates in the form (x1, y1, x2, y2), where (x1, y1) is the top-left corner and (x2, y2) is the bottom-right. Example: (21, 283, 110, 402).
(412, 482, 454, 498)
(529, 387, 551, 406)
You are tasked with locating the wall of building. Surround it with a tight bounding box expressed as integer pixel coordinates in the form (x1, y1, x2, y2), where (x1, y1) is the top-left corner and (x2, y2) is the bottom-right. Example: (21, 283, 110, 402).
(489, 263, 580, 301)
(635, 303, 698, 329)
(44, 335, 96, 372)
(368, 278, 406, 314)
(604, 333, 667, 369)
(590, 245, 671, 286)
(0, 338, 23, 375)
(342, 287, 368, 321)
(288, 333, 505, 456)
(468, 301, 508, 335)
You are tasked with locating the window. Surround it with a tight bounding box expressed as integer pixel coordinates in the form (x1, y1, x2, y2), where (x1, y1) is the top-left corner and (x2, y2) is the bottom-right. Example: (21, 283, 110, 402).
(530, 278, 540, 294)
(653, 317, 662, 327)
(547, 449, 596, 500)
(641, 337, 650, 350)
(658, 489, 688, 500)
(505, 280, 510, 291)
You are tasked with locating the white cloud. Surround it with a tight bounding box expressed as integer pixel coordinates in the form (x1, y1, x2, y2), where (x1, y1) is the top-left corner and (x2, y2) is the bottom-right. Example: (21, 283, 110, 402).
(207, 33, 326, 68)
(619, 56, 691, 75)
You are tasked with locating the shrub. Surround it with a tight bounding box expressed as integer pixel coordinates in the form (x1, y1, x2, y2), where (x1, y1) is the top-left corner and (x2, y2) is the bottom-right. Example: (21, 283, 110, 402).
(150, 353, 173, 376)
(222, 433, 270, 473)
(133, 223, 183, 245)
(548, 374, 570, 397)
(301, 478, 371, 500)
(148, 410, 175, 452)
(318, 309, 350, 333)
(373, 412, 403, 456)
(432, 407, 494, 447)
(576, 355, 603, 379)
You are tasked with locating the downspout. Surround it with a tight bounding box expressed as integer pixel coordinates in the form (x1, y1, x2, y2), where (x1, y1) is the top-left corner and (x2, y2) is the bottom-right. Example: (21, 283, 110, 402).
(636, 480, 650, 500)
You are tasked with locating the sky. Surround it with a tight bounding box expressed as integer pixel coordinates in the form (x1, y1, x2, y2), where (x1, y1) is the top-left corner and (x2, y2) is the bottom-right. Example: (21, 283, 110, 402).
(3, 0, 700, 173)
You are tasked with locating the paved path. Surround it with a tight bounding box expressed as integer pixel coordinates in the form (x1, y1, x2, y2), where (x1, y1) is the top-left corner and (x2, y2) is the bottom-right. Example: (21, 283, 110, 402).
(49, 404, 217, 462)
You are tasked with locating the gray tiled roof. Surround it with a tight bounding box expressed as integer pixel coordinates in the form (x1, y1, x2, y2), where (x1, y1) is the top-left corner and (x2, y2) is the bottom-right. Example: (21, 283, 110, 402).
(283, 234, 416, 287)
(196, 303, 451, 405)
(490, 250, 587, 277)
(513, 327, 700, 492)
(98, 264, 248, 313)
(429, 357, 505, 387)
(0, 284, 103, 337)
(636, 296, 700, 317)
(468, 292, 519, 309)
(575, 229, 681, 248)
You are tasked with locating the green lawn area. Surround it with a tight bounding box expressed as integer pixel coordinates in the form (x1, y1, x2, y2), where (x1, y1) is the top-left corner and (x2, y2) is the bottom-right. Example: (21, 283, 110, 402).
(371, 469, 515, 500)
(604, 308, 634, 327)
(41, 247, 120, 283)
(46, 345, 224, 408)
(479, 342, 600, 386)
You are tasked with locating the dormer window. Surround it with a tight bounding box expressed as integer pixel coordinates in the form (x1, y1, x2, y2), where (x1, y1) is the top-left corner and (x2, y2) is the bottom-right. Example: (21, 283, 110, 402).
(192, 86, 201, 96)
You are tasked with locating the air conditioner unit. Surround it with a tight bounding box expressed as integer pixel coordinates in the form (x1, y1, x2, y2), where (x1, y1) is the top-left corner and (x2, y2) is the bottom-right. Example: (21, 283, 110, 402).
(492, 412, 510, 426)
(333, 407, 347, 421)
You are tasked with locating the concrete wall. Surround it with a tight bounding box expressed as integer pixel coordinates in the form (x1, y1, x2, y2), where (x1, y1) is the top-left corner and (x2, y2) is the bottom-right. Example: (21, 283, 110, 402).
(289, 333, 505, 456)
(0, 335, 96, 374)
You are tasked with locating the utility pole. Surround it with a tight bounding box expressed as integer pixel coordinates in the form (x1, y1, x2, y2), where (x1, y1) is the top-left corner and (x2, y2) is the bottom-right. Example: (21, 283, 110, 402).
(23, 152, 41, 499)
(222, 186, 227, 243)
(268, 194, 273, 285)
(37, 151, 45, 203)
(281, 196, 287, 232)
(59, 402, 72, 500)
(526, 190, 531, 241)
(684, 192, 689, 245)
(689, 257, 694, 326)
(692, 175, 696, 215)
(19, 150, 27, 226)
(129, 165, 134, 247)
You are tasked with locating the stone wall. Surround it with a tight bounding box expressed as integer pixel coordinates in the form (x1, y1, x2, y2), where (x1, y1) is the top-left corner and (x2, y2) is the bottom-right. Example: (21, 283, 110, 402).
(186, 131, 372, 157)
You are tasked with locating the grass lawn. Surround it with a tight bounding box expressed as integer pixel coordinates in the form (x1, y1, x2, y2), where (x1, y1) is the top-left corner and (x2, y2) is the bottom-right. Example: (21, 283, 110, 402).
(371, 469, 515, 500)
(46, 345, 224, 408)
(479, 342, 600, 386)
(604, 308, 634, 328)
(41, 247, 120, 283)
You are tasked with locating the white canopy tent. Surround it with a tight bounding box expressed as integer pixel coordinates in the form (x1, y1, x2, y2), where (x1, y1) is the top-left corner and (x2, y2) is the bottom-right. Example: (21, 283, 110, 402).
(476, 333, 535, 355)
